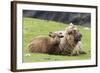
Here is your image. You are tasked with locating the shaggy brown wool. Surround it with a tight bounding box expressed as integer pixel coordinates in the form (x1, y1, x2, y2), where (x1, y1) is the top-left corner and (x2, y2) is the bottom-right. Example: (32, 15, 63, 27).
(59, 24, 82, 55)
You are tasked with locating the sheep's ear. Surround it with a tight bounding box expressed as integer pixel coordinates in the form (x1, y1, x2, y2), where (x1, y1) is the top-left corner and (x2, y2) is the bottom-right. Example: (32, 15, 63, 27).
(49, 32, 53, 37)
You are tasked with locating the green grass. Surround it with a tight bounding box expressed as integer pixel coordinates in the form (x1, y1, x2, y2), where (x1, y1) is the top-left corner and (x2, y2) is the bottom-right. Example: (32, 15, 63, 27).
(23, 17, 91, 63)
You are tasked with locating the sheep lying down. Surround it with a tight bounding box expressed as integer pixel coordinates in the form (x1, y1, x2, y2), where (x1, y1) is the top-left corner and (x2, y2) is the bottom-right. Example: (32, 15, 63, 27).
(27, 23, 86, 56)
(28, 32, 64, 55)
(55, 23, 86, 55)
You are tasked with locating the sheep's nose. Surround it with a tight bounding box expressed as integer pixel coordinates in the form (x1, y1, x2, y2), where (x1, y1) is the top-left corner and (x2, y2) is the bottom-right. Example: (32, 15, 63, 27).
(75, 33, 82, 42)
(78, 33, 82, 41)
(79, 33, 82, 38)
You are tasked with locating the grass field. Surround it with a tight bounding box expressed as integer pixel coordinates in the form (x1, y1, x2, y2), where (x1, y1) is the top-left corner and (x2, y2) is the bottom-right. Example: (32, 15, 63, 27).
(23, 17, 91, 63)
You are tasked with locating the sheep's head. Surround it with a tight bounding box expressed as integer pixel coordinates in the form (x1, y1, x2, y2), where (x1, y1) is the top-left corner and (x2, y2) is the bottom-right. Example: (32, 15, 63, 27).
(67, 27, 82, 43)
(64, 23, 82, 43)
(49, 32, 64, 45)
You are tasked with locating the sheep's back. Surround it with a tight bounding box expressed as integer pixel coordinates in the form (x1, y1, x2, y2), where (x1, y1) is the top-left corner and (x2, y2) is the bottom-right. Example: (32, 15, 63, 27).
(28, 36, 50, 53)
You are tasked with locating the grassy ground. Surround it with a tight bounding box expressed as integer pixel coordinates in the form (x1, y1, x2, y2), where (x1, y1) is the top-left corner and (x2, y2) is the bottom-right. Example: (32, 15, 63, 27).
(23, 17, 91, 63)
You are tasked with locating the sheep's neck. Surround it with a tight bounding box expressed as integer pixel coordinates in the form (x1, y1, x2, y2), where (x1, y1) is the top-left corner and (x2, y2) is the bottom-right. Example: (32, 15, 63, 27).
(62, 35, 77, 50)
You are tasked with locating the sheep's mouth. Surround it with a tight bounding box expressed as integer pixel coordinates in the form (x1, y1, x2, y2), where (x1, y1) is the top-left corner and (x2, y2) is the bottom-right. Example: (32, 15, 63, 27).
(74, 37, 81, 42)
(74, 33, 82, 42)
(53, 42, 60, 46)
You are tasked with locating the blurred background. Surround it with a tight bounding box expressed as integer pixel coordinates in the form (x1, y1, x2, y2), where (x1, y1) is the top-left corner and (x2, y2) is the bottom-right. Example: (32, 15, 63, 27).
(23, 10, 91, 27)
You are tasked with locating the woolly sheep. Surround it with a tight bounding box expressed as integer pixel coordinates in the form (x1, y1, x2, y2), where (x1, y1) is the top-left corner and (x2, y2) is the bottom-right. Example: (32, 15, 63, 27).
(55, 23, 83, 55)
(28, 32, 64, 55)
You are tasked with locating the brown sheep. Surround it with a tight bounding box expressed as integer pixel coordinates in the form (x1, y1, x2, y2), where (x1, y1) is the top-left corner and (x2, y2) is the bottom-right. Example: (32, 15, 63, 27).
(59, 24, 83, 55)
(54, 23, 86, 55)
(28, 32, 64, 54)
